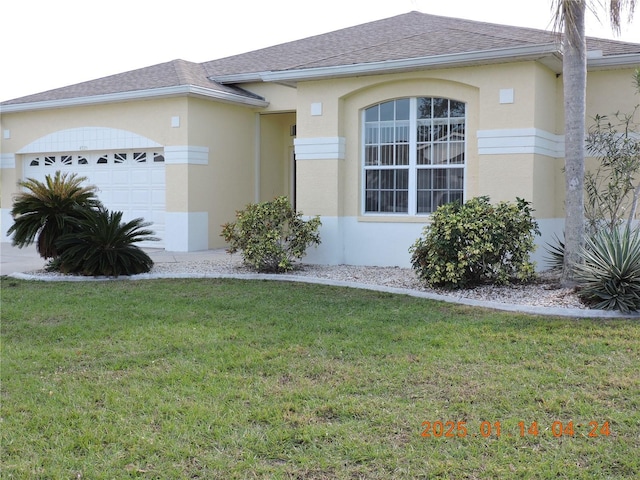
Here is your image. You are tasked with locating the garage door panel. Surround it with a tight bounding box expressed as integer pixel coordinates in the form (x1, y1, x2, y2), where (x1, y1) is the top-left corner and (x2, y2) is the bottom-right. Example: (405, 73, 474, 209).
(131, 174, 149, 185)
(151, 169, 165, 183)
(92, 171, 112, 184)
(131, 189, 150, 203)
(24, 150, 166, 247)
(112, 171, 130, 185)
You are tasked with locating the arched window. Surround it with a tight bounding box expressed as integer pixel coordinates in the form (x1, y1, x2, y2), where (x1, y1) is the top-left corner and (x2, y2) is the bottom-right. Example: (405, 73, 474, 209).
(363, 97, 465, 214)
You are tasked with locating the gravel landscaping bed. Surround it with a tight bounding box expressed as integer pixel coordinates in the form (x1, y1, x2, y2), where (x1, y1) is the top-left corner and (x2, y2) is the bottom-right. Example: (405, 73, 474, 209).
(150, 256, 588, 310)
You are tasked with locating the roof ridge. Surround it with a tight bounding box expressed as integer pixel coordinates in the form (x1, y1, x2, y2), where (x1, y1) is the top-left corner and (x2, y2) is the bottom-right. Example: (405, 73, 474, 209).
(170, 59, 202, 84)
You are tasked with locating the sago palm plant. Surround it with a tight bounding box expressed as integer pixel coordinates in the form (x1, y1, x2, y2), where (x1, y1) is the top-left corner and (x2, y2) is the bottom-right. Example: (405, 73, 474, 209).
(56, 207, 158, 277)
(7, 171, 101, 259)
(575, 226, 640, 313)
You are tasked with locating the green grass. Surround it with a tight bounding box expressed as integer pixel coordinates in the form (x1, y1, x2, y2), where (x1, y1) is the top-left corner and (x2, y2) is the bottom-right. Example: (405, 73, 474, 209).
(1, 277, 639, 479)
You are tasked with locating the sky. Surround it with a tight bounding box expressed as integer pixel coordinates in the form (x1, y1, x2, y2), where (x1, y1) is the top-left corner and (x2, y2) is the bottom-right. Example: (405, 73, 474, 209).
(1, 0, 639, 103)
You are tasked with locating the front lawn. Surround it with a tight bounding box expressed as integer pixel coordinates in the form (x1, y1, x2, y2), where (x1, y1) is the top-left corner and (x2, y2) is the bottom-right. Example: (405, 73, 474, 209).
(1, 278, 638, 479)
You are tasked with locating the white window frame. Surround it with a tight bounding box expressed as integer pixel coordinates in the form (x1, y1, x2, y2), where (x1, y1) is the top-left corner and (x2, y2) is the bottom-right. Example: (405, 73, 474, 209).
(362, 97, 466, 216)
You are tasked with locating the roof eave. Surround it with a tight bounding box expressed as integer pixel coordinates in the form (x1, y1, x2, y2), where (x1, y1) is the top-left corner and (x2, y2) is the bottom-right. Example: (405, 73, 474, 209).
(586, 53, 640, 70)
(213, 44, 564, 84)
(0, 85, 269, 113)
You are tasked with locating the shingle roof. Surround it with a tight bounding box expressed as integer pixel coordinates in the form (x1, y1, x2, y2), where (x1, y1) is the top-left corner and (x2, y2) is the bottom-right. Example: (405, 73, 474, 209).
(1, 59, 257, 106)
(202, 11, 640, 77)
(3, 11, 639, 107)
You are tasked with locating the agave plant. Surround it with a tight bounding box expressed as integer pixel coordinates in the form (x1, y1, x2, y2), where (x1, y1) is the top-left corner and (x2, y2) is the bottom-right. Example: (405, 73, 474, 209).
(544, 232, 565, 271)
(7, 171, 101, 259)
(574, 226, 640, 313)
(56, 207, 158, 277)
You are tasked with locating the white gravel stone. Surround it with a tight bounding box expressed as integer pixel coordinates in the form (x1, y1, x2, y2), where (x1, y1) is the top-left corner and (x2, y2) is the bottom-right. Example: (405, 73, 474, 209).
(150, 258, 587, 310)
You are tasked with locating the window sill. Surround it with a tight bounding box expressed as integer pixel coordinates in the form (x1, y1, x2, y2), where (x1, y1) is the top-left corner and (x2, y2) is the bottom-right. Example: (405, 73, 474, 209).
(358, 214, 433, 223)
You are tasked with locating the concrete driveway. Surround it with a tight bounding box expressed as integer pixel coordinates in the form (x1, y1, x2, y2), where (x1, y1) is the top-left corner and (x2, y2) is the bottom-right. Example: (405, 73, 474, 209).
(0, 242, 229, 276)
(1, 243, 47, 276)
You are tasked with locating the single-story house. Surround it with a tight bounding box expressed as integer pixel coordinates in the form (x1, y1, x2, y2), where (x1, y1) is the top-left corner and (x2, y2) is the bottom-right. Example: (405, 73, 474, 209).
(1, 11, 639, 268)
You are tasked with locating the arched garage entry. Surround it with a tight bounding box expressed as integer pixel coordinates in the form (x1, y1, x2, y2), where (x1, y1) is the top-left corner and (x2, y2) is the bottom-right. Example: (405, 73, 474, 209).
(19, 127, 166, 247)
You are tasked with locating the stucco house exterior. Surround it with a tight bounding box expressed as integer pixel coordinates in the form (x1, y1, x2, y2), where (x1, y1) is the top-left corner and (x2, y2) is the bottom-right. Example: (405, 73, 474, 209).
(1, 11, 639, 268)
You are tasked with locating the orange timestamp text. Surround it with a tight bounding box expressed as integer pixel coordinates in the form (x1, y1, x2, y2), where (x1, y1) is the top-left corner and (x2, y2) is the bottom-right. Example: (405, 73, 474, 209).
(420, 420, 611, 438)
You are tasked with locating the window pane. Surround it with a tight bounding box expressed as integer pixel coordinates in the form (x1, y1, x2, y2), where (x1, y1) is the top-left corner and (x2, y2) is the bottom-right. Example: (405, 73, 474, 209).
(450, 119, 465, 139)
(380, 101, 395, 121)
(418, 98, 432, 119)
(366, 191, 379, 212)
(381, 145, 394, 165)
(366, 170, 379, 189)
(417, 122, 430, 142)
(396, 121, 410, 143)
(449, 168, 464, 189)
(365, 146, 378, 166)
(433, 191, 448, 210)
(432, 98, 448, 118)
(380, 123, 394, 143)
(365, 124, 379, 144)
(432, 121, 448, 142)
(431, 143, 448, 165)
(417, 191, 432, 213)
(380, 169, 395, 188)
(397, 169, 408, 189)
(380, 191, 395, 212)
(396, 98, 410, 120)
(450, 100, 465, 117)
(396, 144, 409, 165)
(417, 169, 431, 189)
(449, 143, 465, 164)
(449, 191, 463, 205)
(396, 191, 408, 211)
(365, 104, 379, 122)
(434, 169, 447, 189)
(417, 144, 430, 165)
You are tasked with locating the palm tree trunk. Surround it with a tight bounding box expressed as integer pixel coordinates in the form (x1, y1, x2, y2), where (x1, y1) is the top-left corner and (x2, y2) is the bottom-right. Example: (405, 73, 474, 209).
(561, 0, 587, 286)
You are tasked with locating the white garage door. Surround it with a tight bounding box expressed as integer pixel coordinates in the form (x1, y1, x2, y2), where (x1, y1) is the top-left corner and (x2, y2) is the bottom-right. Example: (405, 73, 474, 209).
(24, 150, 165, 247)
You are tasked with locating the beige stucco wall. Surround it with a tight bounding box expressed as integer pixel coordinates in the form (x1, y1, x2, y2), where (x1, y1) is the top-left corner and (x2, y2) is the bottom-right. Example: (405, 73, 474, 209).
(293, 63, 639, 224)
(293, 61, 564, 219)
(0, 97, 189, 209)
(0, 95, 295, 249)
(259, 112, 296, 202)
(243, 83, 297, 113)
(550, 67, 640, 219)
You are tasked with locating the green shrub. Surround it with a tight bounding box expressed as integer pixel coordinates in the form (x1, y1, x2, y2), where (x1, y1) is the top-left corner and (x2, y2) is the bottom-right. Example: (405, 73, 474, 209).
(56, 207, 157, 277)
(7, 171, 101, 259)
(575, 226, 640, 312)
(221, 196, 321, 273)
(409, 196, 540, 289)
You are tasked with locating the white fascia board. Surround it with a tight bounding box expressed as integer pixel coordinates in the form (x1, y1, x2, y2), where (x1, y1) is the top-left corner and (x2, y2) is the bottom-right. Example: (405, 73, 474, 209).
(0, 85, 269, 114)
(587, 54, 640, 70)
(214, 44, 561, 84)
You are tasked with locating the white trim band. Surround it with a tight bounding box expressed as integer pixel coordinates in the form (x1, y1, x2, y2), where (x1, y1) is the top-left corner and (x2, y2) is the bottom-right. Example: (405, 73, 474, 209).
(294, 137, 346, 160)
(164, 146, 209, 165)
(1, 153, 15, 169)
(477, 128, 564, 157)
